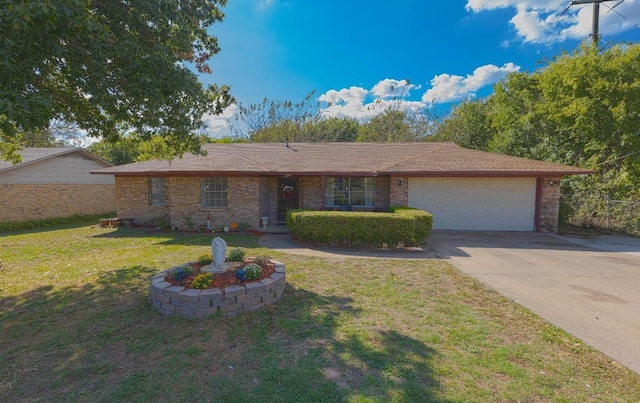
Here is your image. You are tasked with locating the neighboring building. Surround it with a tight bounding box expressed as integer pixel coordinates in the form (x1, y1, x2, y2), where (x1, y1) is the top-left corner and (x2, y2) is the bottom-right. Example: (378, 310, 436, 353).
(92, 142, 591, 233)
(0, 147, 115, 223)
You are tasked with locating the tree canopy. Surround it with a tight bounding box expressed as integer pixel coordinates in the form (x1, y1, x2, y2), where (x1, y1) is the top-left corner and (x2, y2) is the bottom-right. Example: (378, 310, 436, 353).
(230, 92, 437, 143)
(0, 0, 232, 162)
(431, 43, 640, 200)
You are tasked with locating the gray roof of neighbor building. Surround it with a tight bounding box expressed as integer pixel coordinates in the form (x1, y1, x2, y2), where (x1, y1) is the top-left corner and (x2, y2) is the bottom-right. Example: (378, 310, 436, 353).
(91, 142, 593, 177)
(0, 147, 112, 173)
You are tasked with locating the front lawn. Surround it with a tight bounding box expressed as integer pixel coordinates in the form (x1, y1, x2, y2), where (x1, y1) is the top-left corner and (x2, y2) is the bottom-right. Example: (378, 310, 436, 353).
(1, 222, 638, 401)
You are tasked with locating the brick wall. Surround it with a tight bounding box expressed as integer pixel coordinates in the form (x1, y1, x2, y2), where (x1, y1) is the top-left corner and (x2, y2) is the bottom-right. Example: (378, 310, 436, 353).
(300, 177, 323, 209)
(375, 177, 390, 211)
(0, 183, 115, 222)
(169, 177, 261, 231)
(115, 175, 564, 233)
(258, 178, 276, 224)
(389, 176, 408, 206)
(115, 177, 168, 226)
(539, 177, 561, 233)
(116, 176, 262, 230)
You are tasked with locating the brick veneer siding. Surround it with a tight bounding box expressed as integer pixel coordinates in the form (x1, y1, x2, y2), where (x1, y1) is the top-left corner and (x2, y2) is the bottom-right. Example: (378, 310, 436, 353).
(169, 177, 261, 230)
(115, 175, 564, 233)
(0, 183, 115, 223)
(115, 177, 169, 226)
(539, 177, 562, 233)
(258, 178, 276, 224)
(374, 177, 391, 211)
(115, 176, 262, 230)
(389, 176, 408, 207)
(300, 177, 323, 209)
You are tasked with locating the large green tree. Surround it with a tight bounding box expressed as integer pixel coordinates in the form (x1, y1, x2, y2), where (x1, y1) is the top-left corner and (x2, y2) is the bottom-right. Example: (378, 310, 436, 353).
(356, 109, 435, 142)
(490, 44, 640, 198)
(430, 43, 640, 199)
(428, 100, 492, 150)
(1, 0, 232, 162)
(303, 117, 359, 142)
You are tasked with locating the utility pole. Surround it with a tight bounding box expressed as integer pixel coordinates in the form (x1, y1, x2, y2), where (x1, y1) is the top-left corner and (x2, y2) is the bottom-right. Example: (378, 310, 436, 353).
(570, 0, 618, 45)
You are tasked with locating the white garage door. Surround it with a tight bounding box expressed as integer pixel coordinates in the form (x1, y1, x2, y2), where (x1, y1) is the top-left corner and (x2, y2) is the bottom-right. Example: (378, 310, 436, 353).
(408, 178, 536, 231)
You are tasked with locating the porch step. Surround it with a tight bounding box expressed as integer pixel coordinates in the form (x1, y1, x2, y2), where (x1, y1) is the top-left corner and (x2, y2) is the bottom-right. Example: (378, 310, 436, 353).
(267, 225, 290, 234)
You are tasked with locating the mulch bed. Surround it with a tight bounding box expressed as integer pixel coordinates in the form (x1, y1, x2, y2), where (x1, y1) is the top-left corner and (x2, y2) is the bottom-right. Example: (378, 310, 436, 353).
(165, 261, 276, 289)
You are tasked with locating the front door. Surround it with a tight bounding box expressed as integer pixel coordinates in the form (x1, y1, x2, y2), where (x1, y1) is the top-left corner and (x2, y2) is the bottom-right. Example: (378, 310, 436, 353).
(277, 178, 299, 223)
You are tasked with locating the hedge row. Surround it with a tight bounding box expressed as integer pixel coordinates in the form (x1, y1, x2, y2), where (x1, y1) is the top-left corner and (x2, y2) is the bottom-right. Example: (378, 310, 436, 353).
(286, 207, 433, 247)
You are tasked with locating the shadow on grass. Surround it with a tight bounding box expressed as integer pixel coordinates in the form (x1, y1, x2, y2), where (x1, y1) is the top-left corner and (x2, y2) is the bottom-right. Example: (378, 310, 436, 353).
(0, 269, 444, 401)
(0, 264, 158, 401)
(91, 226, 260, 248)
(244, 285, 444, 402)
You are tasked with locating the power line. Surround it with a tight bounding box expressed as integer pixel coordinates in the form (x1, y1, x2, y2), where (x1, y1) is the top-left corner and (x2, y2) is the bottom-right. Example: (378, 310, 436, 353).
(569, 0, 619, 45)
(601, 1, 640, 30)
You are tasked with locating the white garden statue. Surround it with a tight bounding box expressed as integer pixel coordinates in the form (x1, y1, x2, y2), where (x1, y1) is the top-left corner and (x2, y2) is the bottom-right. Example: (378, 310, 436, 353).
(211, 237, 227, 272)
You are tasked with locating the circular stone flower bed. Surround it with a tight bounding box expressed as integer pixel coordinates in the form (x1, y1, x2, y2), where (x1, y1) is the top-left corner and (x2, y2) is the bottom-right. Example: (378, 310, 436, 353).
(149, 259, 286, 318)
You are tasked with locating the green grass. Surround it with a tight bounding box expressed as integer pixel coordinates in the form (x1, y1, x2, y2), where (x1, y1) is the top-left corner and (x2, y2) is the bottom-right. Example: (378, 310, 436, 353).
(0, 212, 116, 232)
(1, 221, 639, 402)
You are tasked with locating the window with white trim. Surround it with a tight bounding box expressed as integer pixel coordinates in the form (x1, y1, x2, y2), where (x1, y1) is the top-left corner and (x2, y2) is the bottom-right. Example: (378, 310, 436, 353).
(202, 177, 228, 208)
(149, 177, 166, 206)
(325, 177, 375, 207)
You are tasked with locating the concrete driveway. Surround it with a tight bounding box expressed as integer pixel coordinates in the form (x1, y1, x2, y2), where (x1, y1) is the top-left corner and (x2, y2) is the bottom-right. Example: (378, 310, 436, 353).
(426, 231, 640, 374)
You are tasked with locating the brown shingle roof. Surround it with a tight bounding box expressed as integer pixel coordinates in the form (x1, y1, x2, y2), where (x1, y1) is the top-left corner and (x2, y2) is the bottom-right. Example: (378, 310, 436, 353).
(92, 142, 592, 177)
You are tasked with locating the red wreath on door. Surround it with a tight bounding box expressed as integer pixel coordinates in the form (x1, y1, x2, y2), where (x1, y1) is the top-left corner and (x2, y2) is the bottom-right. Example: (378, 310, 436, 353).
(281, 185, 294, 199)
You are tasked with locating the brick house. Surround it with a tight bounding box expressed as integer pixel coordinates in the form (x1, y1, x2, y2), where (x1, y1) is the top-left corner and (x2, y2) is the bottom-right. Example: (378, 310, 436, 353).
(92, 142, 591, 233)
(0, 147, 115, 223)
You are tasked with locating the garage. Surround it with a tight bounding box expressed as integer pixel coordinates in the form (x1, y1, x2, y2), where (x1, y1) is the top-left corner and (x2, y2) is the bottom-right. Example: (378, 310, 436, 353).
(408, 177, 537, 231)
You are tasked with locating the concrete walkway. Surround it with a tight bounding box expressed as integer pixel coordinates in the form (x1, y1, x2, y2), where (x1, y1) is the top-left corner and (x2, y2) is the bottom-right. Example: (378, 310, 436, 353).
(259, 230, 640, 374)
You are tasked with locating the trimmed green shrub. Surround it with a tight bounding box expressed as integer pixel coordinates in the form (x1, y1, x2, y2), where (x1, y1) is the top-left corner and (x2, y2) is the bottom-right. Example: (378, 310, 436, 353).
(286, 207, 433, 247)
(244, 263, 263, 281)
(228, 248, 246, 262)
(197, 254, 213, 266)
(286, 208, 313, 232)
(390, 206, 433, 242)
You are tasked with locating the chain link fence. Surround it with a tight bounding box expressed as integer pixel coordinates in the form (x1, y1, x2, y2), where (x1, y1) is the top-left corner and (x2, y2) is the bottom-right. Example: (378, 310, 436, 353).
(560, 194, 640, 237)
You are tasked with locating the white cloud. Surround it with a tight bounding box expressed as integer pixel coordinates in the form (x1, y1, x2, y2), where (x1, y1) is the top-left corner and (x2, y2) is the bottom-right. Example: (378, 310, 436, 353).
(318, 65, 519, 118)
(422, 62, 520, 104)
(371, 79, 421, 98)
(318, 86, 376, 119)
(466, 0, 638, 43)
(202, 104, 238, 138)
(318, 81, 428, 120)
(318, 86, 368, 106)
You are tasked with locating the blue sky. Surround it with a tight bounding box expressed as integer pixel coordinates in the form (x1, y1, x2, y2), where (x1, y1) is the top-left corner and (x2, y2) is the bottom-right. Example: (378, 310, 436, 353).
(201, 0, 640, 136)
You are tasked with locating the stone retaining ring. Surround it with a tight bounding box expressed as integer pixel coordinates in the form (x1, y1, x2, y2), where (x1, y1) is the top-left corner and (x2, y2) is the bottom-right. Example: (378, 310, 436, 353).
(149, 260, 286, 318)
